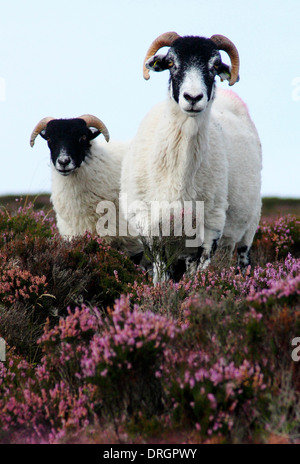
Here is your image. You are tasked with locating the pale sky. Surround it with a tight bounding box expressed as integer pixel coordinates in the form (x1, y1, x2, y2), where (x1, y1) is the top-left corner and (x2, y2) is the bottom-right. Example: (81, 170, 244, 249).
(1, 0, 299, 198)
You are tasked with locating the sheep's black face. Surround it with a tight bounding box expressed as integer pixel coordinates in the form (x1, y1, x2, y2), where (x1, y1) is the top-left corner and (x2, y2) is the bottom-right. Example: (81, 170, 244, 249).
(40, 119, 100, 176)
(168, 38, 220, 112)
(146, 36, 231, 116)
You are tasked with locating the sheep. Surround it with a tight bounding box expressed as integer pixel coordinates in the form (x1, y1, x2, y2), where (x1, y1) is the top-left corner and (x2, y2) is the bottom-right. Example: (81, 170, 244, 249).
(120, 32, 262, 282)
(30, 114, 143, 259)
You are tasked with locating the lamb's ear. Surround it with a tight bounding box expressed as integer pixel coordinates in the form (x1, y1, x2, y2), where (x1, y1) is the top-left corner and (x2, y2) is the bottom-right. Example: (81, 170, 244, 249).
(217, 62, 240, 83)
(145, 54, 171, 73)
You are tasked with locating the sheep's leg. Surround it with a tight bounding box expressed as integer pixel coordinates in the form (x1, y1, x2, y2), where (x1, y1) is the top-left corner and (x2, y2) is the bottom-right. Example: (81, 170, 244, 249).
(196, 228, 221, 271)
(236, 213, 260, 274)
(152, 247, 171, 283)
(146, 238, 171, 284)
(237, 245, 251, 272)
(236, 238, 253, 274)
(153, 262, 170, 284)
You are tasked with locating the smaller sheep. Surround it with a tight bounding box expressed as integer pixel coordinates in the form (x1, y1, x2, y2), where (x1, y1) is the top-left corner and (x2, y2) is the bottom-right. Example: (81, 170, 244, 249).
(30, 114, 142, 258)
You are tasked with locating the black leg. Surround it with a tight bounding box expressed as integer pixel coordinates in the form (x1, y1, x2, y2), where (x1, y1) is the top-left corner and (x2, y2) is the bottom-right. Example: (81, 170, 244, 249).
(237, 245, 251, 273)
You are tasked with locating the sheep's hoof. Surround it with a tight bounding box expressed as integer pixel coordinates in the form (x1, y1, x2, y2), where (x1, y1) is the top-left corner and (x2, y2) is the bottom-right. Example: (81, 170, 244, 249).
(197, 254, 211, 272)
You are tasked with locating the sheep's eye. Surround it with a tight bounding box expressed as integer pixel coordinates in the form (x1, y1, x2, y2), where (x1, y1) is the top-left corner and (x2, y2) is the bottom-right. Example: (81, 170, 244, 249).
(47, 138, 51, 144)
(213, 59, 221, 71)
(79, 135, 87, 143)
(167, 59, 174, 68)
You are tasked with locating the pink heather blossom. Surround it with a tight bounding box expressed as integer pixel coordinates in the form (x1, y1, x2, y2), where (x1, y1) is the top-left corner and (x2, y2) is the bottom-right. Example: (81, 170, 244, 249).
(0, 210, 298, 443)
(0, 264, 47, 305)
(207, 393, 217, 409)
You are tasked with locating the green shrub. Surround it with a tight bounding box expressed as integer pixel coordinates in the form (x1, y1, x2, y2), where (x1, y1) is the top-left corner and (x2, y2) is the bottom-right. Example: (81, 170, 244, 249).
(0, 203, 54, 247)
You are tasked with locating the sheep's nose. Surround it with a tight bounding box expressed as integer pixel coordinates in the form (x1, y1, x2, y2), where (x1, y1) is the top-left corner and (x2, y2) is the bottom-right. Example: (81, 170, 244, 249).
(183, 92, 204, 105)
(58, 155, 71, 167)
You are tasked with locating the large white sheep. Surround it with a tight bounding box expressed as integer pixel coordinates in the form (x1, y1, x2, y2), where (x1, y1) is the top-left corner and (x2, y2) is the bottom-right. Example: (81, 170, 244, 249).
(120, 32, 262, 281)
(30, 115, 142, 258)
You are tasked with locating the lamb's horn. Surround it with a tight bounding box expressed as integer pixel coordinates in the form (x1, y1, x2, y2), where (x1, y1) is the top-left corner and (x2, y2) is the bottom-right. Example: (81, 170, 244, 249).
(78, 114, 110, 142)
(30, 117, 55, 147)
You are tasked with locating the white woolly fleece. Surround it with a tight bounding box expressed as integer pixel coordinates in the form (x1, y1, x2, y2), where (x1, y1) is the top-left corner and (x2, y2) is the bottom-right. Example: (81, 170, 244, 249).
(120, 87, 262, 259)
(51, 138, 142, 256)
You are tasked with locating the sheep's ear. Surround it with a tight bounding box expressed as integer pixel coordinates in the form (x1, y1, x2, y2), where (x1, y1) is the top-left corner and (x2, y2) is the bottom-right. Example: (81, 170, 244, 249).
(88, 128, 101, 140)
(217, 63, 240, 83)
(145, 54, 171, 73)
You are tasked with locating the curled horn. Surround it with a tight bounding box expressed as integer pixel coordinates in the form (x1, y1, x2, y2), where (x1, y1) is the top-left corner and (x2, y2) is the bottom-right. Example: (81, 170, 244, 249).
(30, 117, 55, 147)
(78, 114, 110, 142)
(143, 31, 181, 80)
(210, 34, 240, 86)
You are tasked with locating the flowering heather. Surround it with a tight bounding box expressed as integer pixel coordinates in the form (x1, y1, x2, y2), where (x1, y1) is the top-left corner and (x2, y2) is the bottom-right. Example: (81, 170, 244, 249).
(253, 214, 300, 260)
(0, 300, 267, 443)
(185, 253, 300, 302)
(79, 295, 180, 377)
(38, 298, 182, 420)
(0, 350, 97, 443)
(0, 301, 182, 442)
(0, 202, 56, 246)
(128, 253, 300, 313)
(0, 200, 300, 443)
(163, 349, 266, 436)
(247, 266, 300, 306)
(0, 262, 47, 306)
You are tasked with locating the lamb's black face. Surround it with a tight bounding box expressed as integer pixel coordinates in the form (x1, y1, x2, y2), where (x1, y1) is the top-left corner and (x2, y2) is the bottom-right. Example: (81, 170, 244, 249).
(146, 36, 231, 116)
(40, 119, 100, 176)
